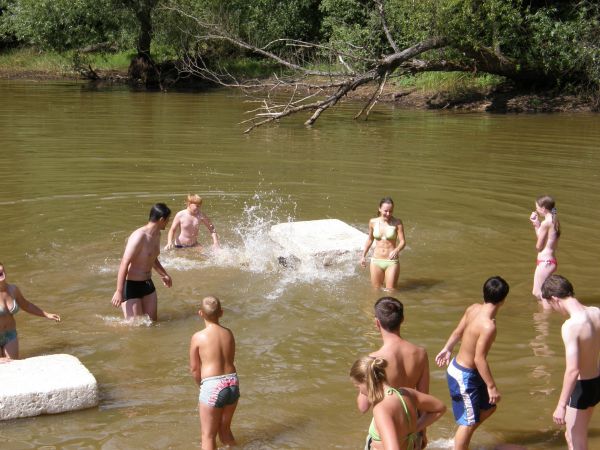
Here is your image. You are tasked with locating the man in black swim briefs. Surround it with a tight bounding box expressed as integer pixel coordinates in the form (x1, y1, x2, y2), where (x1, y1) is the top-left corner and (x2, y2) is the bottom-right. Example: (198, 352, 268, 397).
(541, 275, 600, 450)
(111, 203, 172, 322)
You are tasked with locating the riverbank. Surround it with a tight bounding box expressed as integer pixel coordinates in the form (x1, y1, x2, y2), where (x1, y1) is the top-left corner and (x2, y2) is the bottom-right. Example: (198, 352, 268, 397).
(0, 49, 596, 114)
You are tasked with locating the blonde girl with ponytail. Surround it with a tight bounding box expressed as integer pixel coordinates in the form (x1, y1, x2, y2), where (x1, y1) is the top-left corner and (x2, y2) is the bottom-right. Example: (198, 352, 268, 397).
(350, 356, 446, 450)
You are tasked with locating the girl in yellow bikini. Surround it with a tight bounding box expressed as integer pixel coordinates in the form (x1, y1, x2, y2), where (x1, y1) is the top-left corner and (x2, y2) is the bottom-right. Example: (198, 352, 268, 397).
(361, 197, 406, 289)
(350, 356, 446, 450)
(529, 195, 560, 308)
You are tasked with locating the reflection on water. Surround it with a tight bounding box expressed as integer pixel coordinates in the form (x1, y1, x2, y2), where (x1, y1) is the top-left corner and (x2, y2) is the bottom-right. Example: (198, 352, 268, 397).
(529, 310, 555, 397)
(1, 80, 599, 449)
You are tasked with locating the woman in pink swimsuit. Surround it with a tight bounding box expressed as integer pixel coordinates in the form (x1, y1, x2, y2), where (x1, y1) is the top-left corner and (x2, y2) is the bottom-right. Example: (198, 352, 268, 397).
(529, 195, 560, 307)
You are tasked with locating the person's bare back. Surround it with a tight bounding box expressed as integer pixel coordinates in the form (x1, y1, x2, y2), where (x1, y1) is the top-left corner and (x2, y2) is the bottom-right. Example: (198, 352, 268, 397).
(455, 304, 497, 369)
(126, 226, 162, 280)
(372, 336, 428, 391)
(191, 322, 236, 380)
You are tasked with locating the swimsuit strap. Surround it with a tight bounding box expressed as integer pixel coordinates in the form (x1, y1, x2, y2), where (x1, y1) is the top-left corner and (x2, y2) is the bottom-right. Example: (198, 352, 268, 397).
(368, 387, 417, 448)
(386, 387, 418, 450)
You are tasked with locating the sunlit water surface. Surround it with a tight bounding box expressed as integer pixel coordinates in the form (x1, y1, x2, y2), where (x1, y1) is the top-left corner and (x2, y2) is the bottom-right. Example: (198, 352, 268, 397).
(1, 80, 599, 449)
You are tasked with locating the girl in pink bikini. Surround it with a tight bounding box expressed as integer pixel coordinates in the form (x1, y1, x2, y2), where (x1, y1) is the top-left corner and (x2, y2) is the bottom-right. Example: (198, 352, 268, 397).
(529, 195, 560, 307)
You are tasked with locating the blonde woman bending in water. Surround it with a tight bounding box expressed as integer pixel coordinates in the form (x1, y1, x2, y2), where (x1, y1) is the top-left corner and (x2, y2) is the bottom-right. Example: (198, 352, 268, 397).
(361, 197, 406, 289)
(0, 262, 60, 359)
(350, 356, 445, 450)
(529, 195, 560, 305)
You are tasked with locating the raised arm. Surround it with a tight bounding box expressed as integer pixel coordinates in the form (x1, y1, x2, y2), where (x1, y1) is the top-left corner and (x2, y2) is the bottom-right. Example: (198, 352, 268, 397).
(361, 219, 375, 267)
(473, 323, 499, 404)
(199, 214, 220, 249)
(356, 391, 371, 413)
(189, 333, 203, 385)
(13, 285, 60, 321)
(553, 321, 580, 425)
(435, 308, 470, 367)
(164, 213, 182, 250)
(535, 221, 550, 252)
(388, 219, 406, 260)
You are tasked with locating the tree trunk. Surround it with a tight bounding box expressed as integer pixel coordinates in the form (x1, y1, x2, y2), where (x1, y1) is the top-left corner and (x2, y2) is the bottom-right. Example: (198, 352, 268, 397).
(126, 0, 159, 87)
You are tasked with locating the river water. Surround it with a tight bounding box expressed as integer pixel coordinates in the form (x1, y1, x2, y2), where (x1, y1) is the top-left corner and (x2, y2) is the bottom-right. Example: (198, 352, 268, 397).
(1, 80, 599, 449)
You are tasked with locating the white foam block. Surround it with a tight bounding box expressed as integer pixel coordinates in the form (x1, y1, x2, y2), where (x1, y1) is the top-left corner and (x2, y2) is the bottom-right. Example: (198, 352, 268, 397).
(269, 219, 368, 261)
(0, 354, 98, 420)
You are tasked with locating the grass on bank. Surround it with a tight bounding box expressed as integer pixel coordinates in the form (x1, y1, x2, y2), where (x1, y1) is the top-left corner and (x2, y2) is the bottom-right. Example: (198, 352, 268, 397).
(0, 47, 133, 76)
(0, 47, 505, 97)
(392, 71, 505, 95)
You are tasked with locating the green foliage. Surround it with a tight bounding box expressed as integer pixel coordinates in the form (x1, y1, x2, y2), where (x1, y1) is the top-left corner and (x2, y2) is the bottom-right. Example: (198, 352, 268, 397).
(0, 0, 136, 51)
(525, 5, 600, 84)
(0, 0, 598, 91)
(394, 71, 504, 94)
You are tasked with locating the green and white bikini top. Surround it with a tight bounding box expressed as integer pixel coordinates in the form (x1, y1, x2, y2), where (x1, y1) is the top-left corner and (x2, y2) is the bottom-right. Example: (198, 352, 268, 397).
(0, 287, 19, 317)
(369, 387, 418, 450)
(373, 220, 397, 241)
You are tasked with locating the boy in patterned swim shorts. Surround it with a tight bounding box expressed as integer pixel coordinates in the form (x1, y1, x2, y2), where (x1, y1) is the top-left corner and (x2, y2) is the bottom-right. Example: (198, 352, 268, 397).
(189, 296, 239, 450)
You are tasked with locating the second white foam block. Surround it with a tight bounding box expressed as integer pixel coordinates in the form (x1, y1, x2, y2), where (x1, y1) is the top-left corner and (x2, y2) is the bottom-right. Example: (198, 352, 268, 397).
(0, 354, 99, 420)
(269, 219, 367, 264)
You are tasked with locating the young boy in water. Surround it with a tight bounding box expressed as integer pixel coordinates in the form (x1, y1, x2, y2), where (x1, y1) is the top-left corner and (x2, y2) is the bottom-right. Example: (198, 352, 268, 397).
(164, 194, 220, 251)
(189, 296, 239, 450)
(541, 275, 600, 450)
(435, 276, 509, 450)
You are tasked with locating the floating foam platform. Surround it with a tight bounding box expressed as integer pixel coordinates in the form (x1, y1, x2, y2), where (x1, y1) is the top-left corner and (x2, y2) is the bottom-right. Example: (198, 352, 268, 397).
(0, 354, 99, 420)
(269, 219, 367, 265)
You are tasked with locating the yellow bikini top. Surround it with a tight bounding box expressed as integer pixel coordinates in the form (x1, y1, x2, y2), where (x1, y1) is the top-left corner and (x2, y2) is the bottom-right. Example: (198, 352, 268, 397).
(373, 220, 397, 241)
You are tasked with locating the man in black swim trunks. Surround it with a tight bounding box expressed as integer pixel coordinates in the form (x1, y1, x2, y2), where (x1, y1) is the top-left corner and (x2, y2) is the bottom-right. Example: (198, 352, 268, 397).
(542, 275, 600, 450)
(111, 203, 172, 322)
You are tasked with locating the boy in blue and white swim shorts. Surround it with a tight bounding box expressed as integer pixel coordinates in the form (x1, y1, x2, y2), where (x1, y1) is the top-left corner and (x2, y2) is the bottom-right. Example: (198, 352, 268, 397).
(435, 276, 510, 450)
(447, 358, 494, 426)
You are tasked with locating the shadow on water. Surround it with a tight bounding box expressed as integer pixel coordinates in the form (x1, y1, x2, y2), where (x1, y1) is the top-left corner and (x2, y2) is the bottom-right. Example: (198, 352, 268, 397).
(498, 426, 600, 448)
(397, 277, 443, 292)
(238, 415, 313, 450)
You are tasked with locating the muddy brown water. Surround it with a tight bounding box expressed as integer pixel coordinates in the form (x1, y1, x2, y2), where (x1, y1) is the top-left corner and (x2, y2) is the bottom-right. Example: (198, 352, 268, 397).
(1, 80, 599, 449)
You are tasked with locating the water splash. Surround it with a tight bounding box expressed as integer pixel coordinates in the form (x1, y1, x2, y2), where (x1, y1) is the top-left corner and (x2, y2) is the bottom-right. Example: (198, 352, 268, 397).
(153, 191, 361, 291)
(98, 314, 154, 327)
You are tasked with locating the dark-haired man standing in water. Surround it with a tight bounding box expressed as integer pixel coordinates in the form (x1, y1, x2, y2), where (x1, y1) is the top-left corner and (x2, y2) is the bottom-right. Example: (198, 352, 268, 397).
(358, 296, 430, 449)
(111, 203, 172, 322)
(435, 276, 509, 450)
(542, 275, 600, 450)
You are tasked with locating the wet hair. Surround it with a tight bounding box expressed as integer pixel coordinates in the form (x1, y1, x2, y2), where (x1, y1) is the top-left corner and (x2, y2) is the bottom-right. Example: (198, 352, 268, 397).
(541, 275, 574, 300)
(148, 203, 171, 222)
(187, 194, 202, 206)
(377, 197, 394, 217)
(350, 356, 388, 405)
(536, 195, 561, 237)
(200, 295, 222, 320)
(374, 297, 404, 331)
(483, 276, 509, 304)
